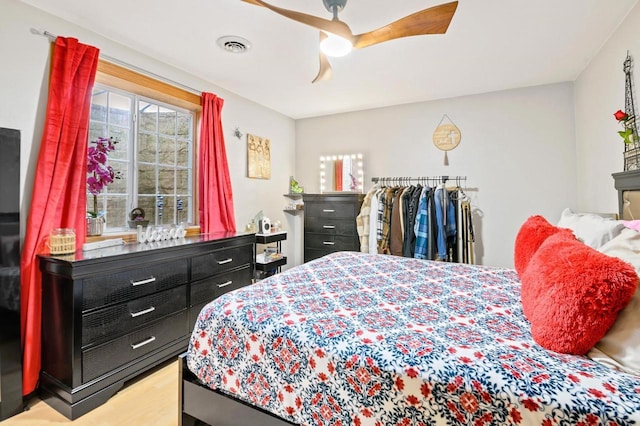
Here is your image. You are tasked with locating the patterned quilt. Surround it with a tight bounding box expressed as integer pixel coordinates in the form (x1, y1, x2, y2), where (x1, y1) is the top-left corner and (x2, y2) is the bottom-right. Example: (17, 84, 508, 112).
(187, 252, 640, 425)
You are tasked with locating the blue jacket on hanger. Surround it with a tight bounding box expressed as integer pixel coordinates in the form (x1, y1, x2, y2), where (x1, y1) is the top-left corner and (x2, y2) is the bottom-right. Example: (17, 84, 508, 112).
(434, 186, 456, 260)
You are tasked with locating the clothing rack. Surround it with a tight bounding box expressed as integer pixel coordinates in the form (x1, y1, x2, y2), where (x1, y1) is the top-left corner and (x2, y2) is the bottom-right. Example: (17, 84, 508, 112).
(371, 176, 466, 186)
(363, 175, 473, 263)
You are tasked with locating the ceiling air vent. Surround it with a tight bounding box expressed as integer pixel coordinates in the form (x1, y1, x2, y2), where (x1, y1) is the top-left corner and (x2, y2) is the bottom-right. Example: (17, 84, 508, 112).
(216, 36, 252, 54)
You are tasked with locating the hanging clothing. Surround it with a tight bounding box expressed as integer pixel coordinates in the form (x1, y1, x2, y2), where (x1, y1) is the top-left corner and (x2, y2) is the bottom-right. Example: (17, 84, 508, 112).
(356, 185, 378, 253)
(434, 186, 456, 261)
(389, 188, 405, 256)
(368, 188, 382, 254)
(413, 187, 429, 260)
(376, 189, 387, 252)
(462, 200, 475, 264)
(357, 178, 473, 264)
(402, 185, 422, 257)
(378, 187, 395, 254)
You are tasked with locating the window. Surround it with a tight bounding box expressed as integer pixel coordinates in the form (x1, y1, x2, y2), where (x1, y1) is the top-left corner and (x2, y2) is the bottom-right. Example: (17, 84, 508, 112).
(88, 61, 201, 232)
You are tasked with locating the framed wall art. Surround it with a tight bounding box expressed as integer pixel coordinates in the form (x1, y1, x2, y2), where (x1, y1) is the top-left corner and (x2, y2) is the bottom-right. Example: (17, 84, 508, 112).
(247, 133, 271, 179)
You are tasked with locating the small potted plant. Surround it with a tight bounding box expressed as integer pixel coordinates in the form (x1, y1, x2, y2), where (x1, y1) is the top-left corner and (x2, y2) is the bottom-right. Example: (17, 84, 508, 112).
(128, 207, 149, 229)
(87, 136, 119, 235)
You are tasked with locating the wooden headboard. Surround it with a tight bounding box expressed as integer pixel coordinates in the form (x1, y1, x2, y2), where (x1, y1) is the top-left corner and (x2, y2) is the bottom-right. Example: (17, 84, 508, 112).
(613, 170, 640, 219)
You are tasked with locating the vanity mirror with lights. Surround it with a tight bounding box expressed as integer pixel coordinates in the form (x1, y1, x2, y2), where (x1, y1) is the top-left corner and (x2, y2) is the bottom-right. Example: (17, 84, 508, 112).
(319, 154, 364, 194)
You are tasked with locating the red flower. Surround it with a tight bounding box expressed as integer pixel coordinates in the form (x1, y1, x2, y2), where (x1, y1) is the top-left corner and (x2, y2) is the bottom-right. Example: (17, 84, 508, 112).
(614, 110, 629, 121)
(405, 367, 419, 378)
(420, 383, 431, 398)
(406, 395, 419, 405)
(510, 408, 523, 424)
(522, 398, 539, 411)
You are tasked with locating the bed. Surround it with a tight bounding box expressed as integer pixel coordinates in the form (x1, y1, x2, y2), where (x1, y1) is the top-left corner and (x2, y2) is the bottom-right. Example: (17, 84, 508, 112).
(181, 173, 640, 426)
(182, 249, 640, 425)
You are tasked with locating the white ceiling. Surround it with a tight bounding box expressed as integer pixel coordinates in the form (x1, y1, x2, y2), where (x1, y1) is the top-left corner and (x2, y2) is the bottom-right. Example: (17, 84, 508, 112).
(19, 0, 640, 119)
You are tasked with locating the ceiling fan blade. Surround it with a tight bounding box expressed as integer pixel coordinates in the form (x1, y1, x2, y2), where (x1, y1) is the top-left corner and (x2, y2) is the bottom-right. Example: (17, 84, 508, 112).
(313, 32, 333, 83)
(242, 0, 353, 40)
(353, 1, 458, 49)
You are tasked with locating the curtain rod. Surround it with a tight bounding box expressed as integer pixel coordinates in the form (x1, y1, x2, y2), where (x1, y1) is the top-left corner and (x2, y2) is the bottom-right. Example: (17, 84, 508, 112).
(30, 28, 202, 96)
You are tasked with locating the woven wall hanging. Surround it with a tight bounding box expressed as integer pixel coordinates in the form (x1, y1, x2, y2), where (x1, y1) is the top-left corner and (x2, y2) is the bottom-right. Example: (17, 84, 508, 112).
(433, 114, 461, 165)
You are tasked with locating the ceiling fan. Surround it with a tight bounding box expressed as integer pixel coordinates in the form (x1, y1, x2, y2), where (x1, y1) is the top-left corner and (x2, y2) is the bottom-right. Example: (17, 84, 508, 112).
(241, 0, 459, 83)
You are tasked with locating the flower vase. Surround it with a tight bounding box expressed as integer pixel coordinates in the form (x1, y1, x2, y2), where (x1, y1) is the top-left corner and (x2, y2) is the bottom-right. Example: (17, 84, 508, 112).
(87, 217, 104, 236)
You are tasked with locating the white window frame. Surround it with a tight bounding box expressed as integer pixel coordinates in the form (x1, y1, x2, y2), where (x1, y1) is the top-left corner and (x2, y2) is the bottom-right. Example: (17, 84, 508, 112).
(89, 60, 201, 235)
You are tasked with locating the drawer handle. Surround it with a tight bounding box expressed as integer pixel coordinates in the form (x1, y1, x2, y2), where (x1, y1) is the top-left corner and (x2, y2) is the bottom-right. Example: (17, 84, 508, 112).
(323, 241, 335, 245)
(130, 277, 156, 287)
(322, 209, 335, 213)
(217, 280, 233, 288)
(131, 336, 156, 350)
(217, 258, 233, 265)
(130, 306, 156, 318)
(323, 225, 336, 229)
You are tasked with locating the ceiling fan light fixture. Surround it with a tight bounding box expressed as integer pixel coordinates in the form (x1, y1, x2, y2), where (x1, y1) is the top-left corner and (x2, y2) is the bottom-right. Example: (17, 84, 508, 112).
(320, 34, 352, 57)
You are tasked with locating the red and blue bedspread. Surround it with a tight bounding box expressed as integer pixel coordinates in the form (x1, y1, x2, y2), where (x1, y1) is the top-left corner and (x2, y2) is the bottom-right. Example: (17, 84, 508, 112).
(187, 251, 640, 425)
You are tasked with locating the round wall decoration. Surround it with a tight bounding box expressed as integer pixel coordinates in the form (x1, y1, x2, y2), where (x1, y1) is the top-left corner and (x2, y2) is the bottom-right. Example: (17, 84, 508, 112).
(433, 115, 461, 151)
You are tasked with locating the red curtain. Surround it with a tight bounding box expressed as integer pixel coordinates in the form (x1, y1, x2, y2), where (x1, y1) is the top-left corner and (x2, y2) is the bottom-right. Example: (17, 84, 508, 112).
(334, 159, 343, 191)
(20, 37, 99, 395)
(198, 92, 236, 233)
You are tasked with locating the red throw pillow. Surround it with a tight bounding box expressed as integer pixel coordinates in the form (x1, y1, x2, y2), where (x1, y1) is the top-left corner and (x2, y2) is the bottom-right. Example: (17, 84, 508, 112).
(521, 232, 638, 355)
(514, 215, 567, 276)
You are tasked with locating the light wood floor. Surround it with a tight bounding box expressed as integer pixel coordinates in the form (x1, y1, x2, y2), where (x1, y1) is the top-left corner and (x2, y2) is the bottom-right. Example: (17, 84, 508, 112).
(1, 359, 180, 425)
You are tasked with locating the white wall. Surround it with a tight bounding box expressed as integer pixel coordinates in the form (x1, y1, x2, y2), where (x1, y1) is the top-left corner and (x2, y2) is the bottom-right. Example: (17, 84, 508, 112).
(0, 0, 301, 267)
(296, 83, 578, 267)
(575, 2, 640, 214)
(9, 0, 629, 269)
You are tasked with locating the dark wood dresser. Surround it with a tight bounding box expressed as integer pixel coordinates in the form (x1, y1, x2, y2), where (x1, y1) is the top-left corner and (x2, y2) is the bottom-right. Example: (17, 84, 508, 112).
(39, 232, 254, 419)
(613, 169, 640, 219)
(303, 193, 364, 262)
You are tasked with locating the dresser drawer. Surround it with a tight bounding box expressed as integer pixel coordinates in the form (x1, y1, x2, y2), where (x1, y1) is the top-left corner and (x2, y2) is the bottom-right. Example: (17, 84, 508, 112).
(82, 259, 188, 311)
(82, 310, 188, 383)
(305, 202, 358, 219)
(191, 245, 252, 282)
(189, 266, 252, 330)
(304, 233, 359, 251)
(190, 266, 252, 307)
(304, 218, 357, 236)
(305, 248, 340, 263)
(82, 285, 187, 347)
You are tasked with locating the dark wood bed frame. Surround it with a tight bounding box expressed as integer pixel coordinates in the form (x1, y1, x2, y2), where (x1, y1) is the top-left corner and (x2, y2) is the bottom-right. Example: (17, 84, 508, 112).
(180, 170, 640, 426)
(179, 353, 295, 426)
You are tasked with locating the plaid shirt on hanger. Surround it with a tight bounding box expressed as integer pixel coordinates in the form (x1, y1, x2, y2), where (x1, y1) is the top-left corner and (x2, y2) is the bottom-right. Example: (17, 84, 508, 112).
(378, 187, 398, 254)
(413, 187, 429, 259)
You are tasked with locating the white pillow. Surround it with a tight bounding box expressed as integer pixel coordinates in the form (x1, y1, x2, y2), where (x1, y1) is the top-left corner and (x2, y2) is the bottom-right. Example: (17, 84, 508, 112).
(557, 208, 624, 249)
(588, 228, 640, 375)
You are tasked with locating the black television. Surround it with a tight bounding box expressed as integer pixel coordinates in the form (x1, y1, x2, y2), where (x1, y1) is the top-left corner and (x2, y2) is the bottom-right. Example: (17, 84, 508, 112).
(0, 127, 23, 419)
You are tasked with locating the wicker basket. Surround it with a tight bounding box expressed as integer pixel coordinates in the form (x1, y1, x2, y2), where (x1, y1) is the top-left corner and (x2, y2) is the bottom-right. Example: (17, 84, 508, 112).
(49, 228, 76, 255)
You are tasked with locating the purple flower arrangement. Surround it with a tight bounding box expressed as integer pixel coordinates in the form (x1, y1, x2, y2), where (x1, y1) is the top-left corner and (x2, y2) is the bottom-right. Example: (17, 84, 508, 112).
(87, 136, 119, 218)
